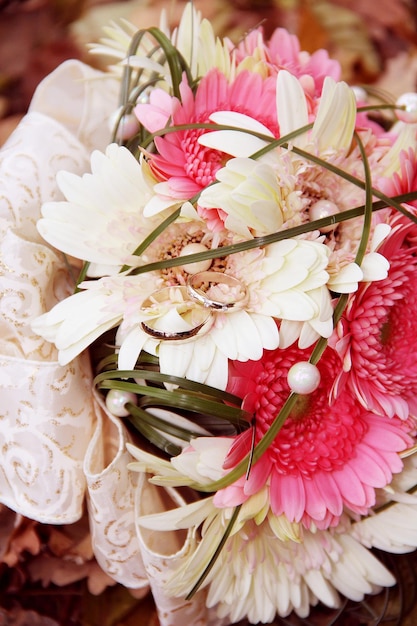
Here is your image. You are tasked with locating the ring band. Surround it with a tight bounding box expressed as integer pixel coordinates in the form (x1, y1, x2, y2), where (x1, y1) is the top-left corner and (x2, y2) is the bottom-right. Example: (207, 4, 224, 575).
(140, 285, 213, 341)
(187, 271, 248, 312)
(141, 317, 212, 340)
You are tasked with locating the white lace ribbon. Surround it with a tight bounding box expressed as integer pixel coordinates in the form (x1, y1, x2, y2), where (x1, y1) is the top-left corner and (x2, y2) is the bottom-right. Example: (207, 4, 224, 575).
(0, 353, 94, 522)
(134, 473, 227, 626)
(0, 61, 116, 521)
(84, 390, 148, 589)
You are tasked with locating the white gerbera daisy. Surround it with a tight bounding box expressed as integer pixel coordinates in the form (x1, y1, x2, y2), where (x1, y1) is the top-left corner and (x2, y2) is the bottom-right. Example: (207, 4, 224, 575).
(89, 3, 233, 84)
(198, 156, 289, 238)
(88, 19, 143, 66)
(351, 453, 417, 553)
(128, 441, 396, 624)
(116, 299, 280, 390)
(37, 144, 160, 277)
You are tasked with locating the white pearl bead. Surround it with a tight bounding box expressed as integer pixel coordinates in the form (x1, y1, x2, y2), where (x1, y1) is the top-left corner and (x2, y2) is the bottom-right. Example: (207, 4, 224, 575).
(105, 389, 137, 417)
(396, 93, 417, 124)
(137, 90, 150, 104)
(179, 243, 212, 274)
(287, 362, 321, 395)
(109, 109, 140, 140)
(310, 199, 339, 233)
(351, 86, 367, 103)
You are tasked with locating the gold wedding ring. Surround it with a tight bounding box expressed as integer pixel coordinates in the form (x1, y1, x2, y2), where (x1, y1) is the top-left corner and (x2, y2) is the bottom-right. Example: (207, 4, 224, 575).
(187, 271, 248, 311)
(140, 285, 213, 341)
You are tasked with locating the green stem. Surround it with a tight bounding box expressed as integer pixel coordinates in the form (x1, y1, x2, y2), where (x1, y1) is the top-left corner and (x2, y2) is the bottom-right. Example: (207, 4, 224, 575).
(125, 192, 417, 276)
(140, 121, 313, 151)
(74, 261, 90, 292)
(185, 505, 242, 599)
(352, 130, 373, 265)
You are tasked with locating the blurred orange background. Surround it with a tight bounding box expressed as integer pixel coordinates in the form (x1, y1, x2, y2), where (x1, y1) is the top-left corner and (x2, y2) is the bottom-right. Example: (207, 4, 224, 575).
(0, 0, 416, 145)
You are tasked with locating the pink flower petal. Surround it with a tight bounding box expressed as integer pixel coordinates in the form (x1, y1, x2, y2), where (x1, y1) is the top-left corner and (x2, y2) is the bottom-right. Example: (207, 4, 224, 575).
(244, 456, 273, 496)
(312, 472, 343, 517)
(333, 464, 370, 508)
(270, 472, 305, 522)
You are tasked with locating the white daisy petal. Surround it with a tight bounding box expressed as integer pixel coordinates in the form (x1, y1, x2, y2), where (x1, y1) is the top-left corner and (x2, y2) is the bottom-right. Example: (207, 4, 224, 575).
(198, 111, 273, 157)
(311, 78, 356, 153)
(210, 316, 238, 360)
(198, 130, 270, 158)
(117, 325, 151, 370)
(250, 313, 280, 350)
(279, 320, 304, 348)
(303, 570, 340, 608)
(371, 223, 392, 251)
(360, 252, 390, 282)
(203, 347, 229, 389)
(327, 262, 363, 293)
(158, 341, 196, 380)
(209, 110, 274, 137)
(276, 70, 309, 146)
(183, 336, 217, 380)
(137, 497, 216, 531)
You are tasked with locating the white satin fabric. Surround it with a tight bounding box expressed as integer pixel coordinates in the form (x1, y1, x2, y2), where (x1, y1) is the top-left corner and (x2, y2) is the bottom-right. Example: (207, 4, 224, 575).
(0, 60, 223, 625)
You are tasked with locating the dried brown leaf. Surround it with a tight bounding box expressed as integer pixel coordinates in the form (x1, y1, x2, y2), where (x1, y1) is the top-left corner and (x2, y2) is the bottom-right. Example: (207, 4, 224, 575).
(47, 525, 93, 561)
(2, 519, 41, 568)
(0, 505, 19, 560)
(0, 606, 59, 626)
(26, 552, 117, 594)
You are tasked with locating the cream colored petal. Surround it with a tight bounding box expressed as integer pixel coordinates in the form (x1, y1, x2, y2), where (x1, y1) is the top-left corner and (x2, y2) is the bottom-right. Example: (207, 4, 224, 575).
(311, 77, 356, 153)
(379, 123, 417, 177)
(32, 288, 122, 365)
(371, 223, 391, 251)
(117, 325, 153, 370)
(137, 496, 215, 531)
(198, 111, 273, 157)
(327, 262, 363, 293)
(276, 70, 309, 147)
(360, 252, 390, 282)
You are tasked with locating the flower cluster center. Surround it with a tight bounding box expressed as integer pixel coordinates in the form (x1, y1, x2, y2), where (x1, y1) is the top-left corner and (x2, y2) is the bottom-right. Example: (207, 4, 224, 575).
(182, 129, 224, 187)
(253, 349, 368, 478)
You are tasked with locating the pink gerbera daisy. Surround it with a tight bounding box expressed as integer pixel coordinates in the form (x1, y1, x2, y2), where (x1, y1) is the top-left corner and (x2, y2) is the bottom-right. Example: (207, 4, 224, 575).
(233, 27, 341, 96)
(218, 344, 414, 530)
(378, 147, 417, 214)
(333, 220, 417, 420)
(135, 68, 279, 201)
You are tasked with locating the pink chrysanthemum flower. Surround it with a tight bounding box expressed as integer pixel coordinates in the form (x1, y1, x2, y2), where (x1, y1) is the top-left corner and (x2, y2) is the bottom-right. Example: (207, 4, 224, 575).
(333, 221, 417, 420)
(233, 27, 341, 96)
(134, 68, 278, 220)
(220, 344, 414, 530)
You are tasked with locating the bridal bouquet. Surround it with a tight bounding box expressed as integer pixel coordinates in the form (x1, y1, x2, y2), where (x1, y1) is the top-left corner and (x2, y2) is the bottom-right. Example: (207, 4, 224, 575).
(2, 2, 417, 624)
